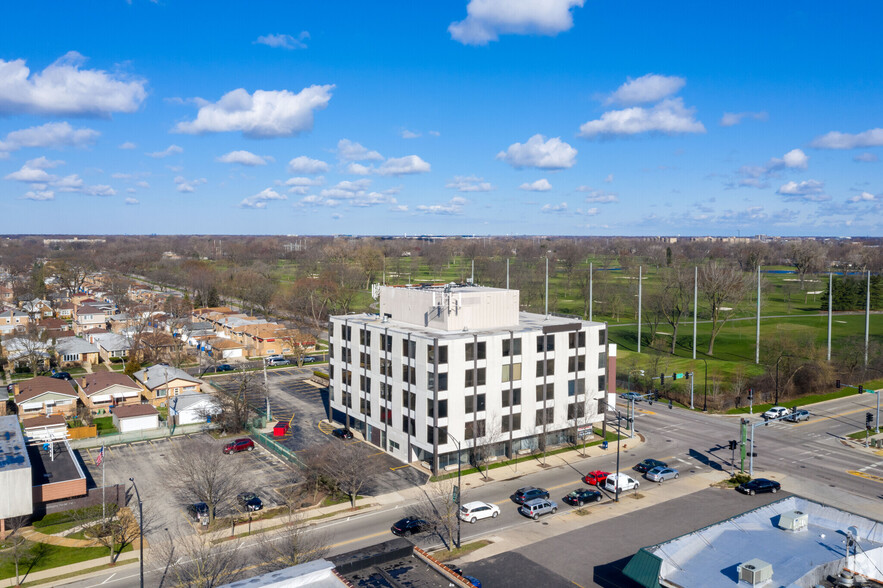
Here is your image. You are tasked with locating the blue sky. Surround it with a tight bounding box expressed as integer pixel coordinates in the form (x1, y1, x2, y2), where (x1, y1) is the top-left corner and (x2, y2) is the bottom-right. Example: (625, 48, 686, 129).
(1, 1, 881, 236)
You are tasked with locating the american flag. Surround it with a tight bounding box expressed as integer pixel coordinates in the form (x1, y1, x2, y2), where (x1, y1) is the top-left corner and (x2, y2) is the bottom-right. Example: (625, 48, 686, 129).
(96, 446, 104, 466)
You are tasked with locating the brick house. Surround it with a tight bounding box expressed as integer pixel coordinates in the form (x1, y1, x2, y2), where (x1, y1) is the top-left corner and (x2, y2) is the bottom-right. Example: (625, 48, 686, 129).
(55, 336, 100, 368)
(133, 365, 201, 408)
(76, 372, 143, 415)
(13, 376, 78, 418)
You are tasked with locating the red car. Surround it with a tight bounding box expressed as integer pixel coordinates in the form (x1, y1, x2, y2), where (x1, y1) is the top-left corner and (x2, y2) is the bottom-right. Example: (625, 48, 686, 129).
(583, 470, 611, 486)
(223, 438, 255, 454)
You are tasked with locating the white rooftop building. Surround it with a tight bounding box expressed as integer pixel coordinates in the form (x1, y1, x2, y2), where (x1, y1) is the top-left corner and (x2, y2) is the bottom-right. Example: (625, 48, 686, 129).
(328, 284, 609, 473)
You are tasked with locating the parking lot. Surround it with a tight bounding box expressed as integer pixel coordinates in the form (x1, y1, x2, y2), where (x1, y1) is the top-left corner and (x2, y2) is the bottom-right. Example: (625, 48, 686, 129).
(77, 433, 292, 535)
(212, 369, 428, 494)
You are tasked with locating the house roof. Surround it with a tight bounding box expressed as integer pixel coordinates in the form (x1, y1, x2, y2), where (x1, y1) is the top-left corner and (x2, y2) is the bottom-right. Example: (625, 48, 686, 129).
(38, 318, 68, 329)
(133, 364, 200, 388)
(112, 404, 159, 419)
(55, 336, 99, 356)
(77, 372, 140, 396)
(208, 337, 244, 350)
(15, 376, 77, 402)
(91, 332, 132, 351)
(57, 302, 75, 310)
(1, 309, 28, 318)
(170, 393, 218, 413)
(22, 414, 67, 429)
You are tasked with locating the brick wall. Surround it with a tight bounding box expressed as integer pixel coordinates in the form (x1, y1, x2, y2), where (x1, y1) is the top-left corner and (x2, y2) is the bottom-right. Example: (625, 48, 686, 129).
(33, 483, 126, 518)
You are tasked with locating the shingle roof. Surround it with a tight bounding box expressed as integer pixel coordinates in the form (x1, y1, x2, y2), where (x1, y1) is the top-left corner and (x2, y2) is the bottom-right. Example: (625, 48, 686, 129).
(15, 376, 77, 402)
(170, 393, 218, 413)
(112, 404, 159, 418)
(76, 372, 140, 396)
(133, 364, 200, 388)
(55, 337, 99, 356)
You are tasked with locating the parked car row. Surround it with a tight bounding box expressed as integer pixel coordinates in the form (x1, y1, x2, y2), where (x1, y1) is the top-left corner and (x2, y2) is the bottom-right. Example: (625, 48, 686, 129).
(762, 406, 811, 422)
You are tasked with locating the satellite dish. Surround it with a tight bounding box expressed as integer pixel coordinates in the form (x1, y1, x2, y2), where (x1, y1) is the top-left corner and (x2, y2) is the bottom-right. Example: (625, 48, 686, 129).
(848, 526, 860, 541)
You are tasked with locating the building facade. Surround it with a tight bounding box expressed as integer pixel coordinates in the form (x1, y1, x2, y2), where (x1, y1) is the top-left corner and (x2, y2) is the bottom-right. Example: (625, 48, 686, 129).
(328, 285, 608, 473)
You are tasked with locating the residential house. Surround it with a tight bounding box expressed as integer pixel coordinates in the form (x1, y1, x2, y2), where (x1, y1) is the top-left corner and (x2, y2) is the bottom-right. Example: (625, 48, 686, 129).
(205, 337, 245, 359)
(238, 323, 315, 357)
(37, 318, 71, 334)
(111, 404, 160, 433)
(74, 304, 107, 334)
(1, 337, 51, 372)
(13, 376, 78, 418)
(133, 365, 201, 408)
(0, 309, 30, 335)
(0, 285, 14, 304)
(134, 331, 180, 363)
(55, 301, 75, 319)
(76, 372, 142, 415)
(21, 299, 54, 320)
(22, 414, 68, 442)
(89, 332, 132, 363)
(55, 337, 100, 367)
(169, 393, 220, 425)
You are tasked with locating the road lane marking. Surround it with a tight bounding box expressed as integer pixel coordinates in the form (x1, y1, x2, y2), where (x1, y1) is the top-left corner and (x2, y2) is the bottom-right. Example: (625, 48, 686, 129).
(792, 406, 875, 427)
(329, 530, 389, 550)
(390, 464, 410, 471)
(848, 470, 883, 484)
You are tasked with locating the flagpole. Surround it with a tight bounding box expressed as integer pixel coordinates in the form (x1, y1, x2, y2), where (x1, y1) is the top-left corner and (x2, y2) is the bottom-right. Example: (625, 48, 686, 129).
(101, 445, 105, 520)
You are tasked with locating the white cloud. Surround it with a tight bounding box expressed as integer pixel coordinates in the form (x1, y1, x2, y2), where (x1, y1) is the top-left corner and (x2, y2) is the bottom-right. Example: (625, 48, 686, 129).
(254, 32, 310, 50)
(854, 152, 878, 163)
(781, 148, 809, 169)
(216, 150, 269, 166)
(720, 111, 768, 127)
(579, 98, 706, 138)
(345, 162, 374, 175)
(118, 141, 136, 150)
(136, 180, 150, 188)
(146, 144, 183, 158)
(416, 196, 467, 215)
(126, 188, 136, 194)
(0, 121, 99, 153)
(301, 178, 396, 208)
(605, 74, 685, 106)
(337, 139, 383, 161)
(497, 134, 577, 170)
(22, 189, 54, 201)
(604, 174, 614, 183)
(576, 207, 599, 216)
(541, 202, 568, 212)
(577, 186, 618, 203)
(5, 165, 54, 183)
(401, 129, 421, 139)
(429, 130, 441, 137)
(377, 155, 431, 176)
(174, 85, 334, 138)
(735, 148, 810, 188)
(811, 128, 883, 149)
(0, 52, 146, 116)
(125, 197, 140, 205)
(391, 205, 409, 212)
(320, 179, 372, 198)
(520, 178, 552, 192)
(25, 156, 65, 169)
(82, 184, 115, 197)
(285, 175, 324, 194)
(240, 187, 287, 209)
(445, 175, 495, 192)
(174, 176, 206, 193)
(449, 0, 584, 45)
(848, 191, 876, 203)
(53, 174, 85, 192)
(777, 179, 828, 201)
(287, 155, 329, 174)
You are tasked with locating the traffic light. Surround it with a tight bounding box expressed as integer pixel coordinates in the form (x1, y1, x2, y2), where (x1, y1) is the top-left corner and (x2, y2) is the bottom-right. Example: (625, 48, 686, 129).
(836, 379, 841, 389)
(728, 439, 738, 451)
(672, 373, 678, 381)
(748, 388, 754, 400)
(859, 385, 865, 394)
(867, 412, 874, 431)
(660, 373, 665, 385)
(684, 372, 691, 379)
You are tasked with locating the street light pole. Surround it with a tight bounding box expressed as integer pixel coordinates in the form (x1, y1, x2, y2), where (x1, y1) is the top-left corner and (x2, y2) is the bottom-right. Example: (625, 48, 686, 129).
(129, 477, 144, 588)
(447, 433, 461, 549)
(614, 410, 623, 503)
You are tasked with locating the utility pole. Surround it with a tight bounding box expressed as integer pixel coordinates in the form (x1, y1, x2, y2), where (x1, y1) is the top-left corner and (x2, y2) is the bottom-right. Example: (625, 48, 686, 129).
(544, 256, 549, 316)
(755, 265, 760, 364)
(740, 419, 748, 473)
(589, 262, 593, 322)
(637, 266, 642, 353)
(827, 272, 832, 362)
(692, 266, 698, 360)
(866, 270, 871, 369)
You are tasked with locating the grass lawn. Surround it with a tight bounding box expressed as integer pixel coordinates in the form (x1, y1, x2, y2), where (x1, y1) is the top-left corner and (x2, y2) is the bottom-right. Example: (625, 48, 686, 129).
(432, 539, 492, 561)
(726, 388, 860, 415)
(0, 541, 133, 580)
(93, 417, 117, 435)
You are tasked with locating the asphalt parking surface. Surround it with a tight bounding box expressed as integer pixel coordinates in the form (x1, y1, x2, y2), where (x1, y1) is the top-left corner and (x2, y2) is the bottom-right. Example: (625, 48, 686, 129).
(77, 433, 292, 535)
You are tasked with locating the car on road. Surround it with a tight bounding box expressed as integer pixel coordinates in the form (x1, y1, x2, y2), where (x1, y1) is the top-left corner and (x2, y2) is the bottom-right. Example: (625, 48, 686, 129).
(458, 501, 500, 523)
(223, 438, 255, 454)
(391, 516, 431, 536)
(237, 492, 263, 512)
(583, 470, 610, 486)
(604, 473, 640, 494)
(519, 498, 558, 520)
(645, 466, 679, 482)
(511, 486, 550, 504)
(332, 428, 354, 440)
(784, 409, 810, 422)
(302, 356, 318, 363)
(563, 488, 603, 506)
(634, 458, 667, 473)
(620, 392, 643, 402)
(762, 406, 788, 421)
(216, 364, 234, 372)
(266, 358, 291, 366)
(51, 372, 72, 380)
(737, 478, 781, 496)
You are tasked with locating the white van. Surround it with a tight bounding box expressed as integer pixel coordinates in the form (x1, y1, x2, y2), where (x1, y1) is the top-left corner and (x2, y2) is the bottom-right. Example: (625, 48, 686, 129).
(604, 473, 640, 494)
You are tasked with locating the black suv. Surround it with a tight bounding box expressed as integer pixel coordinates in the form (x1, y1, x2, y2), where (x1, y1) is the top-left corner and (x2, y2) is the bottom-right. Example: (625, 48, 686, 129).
(391, 516, 431, 536)
(237, 492, 263, 512)
(511, 486, 550, 504)
(563, 488, 603, 506)
(51, 372, 72, 380)
(634, 459, 667, 473)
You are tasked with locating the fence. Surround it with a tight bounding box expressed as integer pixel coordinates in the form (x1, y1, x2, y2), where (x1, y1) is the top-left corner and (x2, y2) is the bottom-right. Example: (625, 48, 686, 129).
(69, 422, 214, 450)
(68, 426, 98, 440)
(245, 422, 304, 468)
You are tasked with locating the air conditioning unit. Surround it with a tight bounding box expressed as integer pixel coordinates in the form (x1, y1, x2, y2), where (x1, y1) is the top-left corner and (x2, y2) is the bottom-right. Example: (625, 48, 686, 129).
(739, 559, 773, 585)
(779, 510, 809, 532)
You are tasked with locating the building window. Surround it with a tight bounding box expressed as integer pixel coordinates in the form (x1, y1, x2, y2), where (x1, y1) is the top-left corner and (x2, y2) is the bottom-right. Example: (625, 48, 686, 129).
(402, 339, 416, 359)
(428, 344, 448, 364)
(502, 337, 522, 357)
(568, 379, 586, 397)
(537, 334, 555, 353)
(360, 375, 371, 392)
(380, 382, 392, 401)
(156, 388, 167, 398)
(569, 331, 586, 349)
(464, 394, 486, 413)
(360, 398, 372, 416)
(380, 357, 393, 377)
(535, 384, 553, 402)
(598, 374, 606, 391)
(360, 352, 371, 370)
(382, 334, 393, 352)
(535, 407, 555, 426)
(427, 398, 448, 419)
(402, 391, 416, 411)
(389, 439, 400, 451)
(568, 402, 586, 420)
(568, 355, 586, 373)
(598, 351, 607, 369)
(63, 354, 79, 362)
(598, 328, 607, 345)
(381, 408, 392, 424)
(502, 387, 521, 407)
(464, 419, 486, 440)
(465, 341, 486, 361)
(344, 325, 352, 341)
(501, 363, 522, 382)
(360, 329, 371, 346)
(465, 368, 486, 387)
(501, 414, 521, 433)
(427, 425, 448, 444)
(536, 359, 554, 377)
(402, 416, 415, 436)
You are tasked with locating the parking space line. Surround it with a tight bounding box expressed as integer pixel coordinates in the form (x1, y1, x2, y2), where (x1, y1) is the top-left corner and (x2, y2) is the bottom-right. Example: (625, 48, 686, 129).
(369, 451, 385, 457)
(390, 464, 410, 471)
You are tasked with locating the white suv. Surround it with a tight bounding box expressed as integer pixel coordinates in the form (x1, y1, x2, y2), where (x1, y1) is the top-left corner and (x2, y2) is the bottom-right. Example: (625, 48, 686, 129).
(762, 406, 788, 421)
(458, 501, 500, 523)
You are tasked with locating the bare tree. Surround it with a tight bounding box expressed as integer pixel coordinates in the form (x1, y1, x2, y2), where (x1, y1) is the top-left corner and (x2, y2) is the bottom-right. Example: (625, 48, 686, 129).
(52, 260, 90, 298)
(656, 266, 693, 354)
(253, 511, 330, 573)
(319, 442, 381, 508)
(1, 515, 31, 586)
(153, 526, 248, 588)
(77, 501, 156, 564)
(788, 240, 827, 289)
(207, 373, 257, 434)
(699, 261, 749, 356)
(412, 479, 459, 550)
(166, 438, 248, 525)
(471, 416, 503, 480)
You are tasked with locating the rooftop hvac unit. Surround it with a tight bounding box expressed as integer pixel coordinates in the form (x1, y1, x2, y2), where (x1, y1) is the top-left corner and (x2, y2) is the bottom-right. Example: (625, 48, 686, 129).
(779, 510, 809, 532)
(739, 559, 773, 585)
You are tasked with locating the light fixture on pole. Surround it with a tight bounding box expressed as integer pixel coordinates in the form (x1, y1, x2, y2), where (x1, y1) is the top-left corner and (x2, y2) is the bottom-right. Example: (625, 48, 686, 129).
(129, 477, 144, 588)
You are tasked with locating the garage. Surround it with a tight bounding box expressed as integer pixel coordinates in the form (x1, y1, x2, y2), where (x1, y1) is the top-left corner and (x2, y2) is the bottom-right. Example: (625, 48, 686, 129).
(111, 404, 160, 433)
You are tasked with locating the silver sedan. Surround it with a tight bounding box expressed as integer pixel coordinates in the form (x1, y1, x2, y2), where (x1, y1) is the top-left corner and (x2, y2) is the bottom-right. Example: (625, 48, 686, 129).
(645, 466, 679, 482)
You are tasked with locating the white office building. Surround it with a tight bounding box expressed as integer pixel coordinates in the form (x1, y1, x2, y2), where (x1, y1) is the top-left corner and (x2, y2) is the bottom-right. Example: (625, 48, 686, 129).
(327, 284, 609, 474)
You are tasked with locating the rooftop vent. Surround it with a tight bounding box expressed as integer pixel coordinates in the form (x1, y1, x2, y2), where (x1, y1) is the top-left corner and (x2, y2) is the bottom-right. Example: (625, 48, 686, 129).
(739, 559, 773, 585)
(779, 510, 809, 532)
